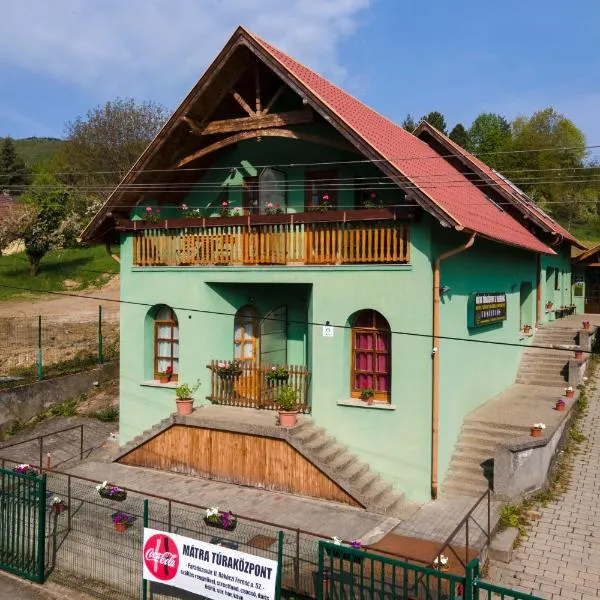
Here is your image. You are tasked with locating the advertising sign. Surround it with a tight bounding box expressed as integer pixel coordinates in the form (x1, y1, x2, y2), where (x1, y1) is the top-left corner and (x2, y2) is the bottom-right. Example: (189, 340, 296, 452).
(143, 528, 278, 600)
(470, 292, 507, 327)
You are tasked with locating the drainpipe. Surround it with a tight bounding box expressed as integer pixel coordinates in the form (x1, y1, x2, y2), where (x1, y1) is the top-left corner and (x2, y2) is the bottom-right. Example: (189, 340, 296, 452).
(105, 241, 120, 264)
(431, 232, 476, 499)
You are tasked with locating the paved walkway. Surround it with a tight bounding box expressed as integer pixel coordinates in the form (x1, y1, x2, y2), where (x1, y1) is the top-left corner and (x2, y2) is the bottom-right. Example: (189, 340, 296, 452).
(487, 369, 600, 600)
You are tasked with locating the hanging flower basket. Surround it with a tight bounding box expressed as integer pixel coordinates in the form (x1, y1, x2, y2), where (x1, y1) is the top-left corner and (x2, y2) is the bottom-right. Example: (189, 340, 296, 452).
(326, 538, 366, 564)
(266, 366, 290, 384)
(216, 361, 243, 379)
(203, 508, 237, 531)
(96, 481, 127, 501)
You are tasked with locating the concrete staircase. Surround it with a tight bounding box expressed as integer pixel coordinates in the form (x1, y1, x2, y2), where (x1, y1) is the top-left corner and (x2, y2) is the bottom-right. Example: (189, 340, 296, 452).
(114, 412, 417, 519)
(288, 420, 416, 518)
(443, 321, 581, 496)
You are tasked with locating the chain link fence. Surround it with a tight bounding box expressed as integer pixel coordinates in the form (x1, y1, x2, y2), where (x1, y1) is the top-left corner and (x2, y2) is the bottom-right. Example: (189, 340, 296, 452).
(0, 306, 119, 388)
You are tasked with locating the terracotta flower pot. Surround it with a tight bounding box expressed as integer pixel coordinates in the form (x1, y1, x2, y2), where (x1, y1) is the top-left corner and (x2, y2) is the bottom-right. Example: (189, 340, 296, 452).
(575, 351, 584, 360)
(159, 376, 171, 384)
(176, 398, 194, 415)
(114, 522, 128, 533)
(555, 402, 566, 412)
(565, 389, 575, 399)
(530, 427, 543, 438)
(53, 504, 66, 514)
(278, 411, 298, 427)
(583, 322, 591, 330)
(523, 326, 531, 334)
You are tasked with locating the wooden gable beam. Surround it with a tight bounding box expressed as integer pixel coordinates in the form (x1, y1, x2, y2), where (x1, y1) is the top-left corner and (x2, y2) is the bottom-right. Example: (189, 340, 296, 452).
(232, 91, 255, 116)
(184, 108, 314, 136)
(263, 84, 285, 115)
(175, 128, 355, 168)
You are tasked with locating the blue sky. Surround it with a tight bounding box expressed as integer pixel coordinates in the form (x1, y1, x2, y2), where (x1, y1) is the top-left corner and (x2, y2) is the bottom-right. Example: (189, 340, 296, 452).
(1, 0, 599, 149)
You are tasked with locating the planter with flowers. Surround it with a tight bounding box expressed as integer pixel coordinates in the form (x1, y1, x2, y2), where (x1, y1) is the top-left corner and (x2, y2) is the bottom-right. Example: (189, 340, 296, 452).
(112, 511, 135, 533)
(159, 365, 173, 384)
(51, 496, 67, 514)
(266, 365, 289, 385)
(545, 302, 554, 311)
(144, 206, 161, 223)
(96, 481, 127, 501)
(362, 192, 382, 209)
(530, 423, 546, 438)
(433, 554, 449, 572)
(359, 388, 374, 405)
(583, 320, 591, 331)
(175, 380, 201, 416)
(326, 537, 366, 564)
(216, 361, 243, 380)
(203, 507, 237, 532)
(264, 202, 284, 215)
(12, 464, 38, 477)
(276, 386, 298, 427)
(565, 386, 575, 399)
(555, 399, 566, 412)
(522, 324, 532, 335)
(575, 349, 584, 360)
(309, 194, 332, 213)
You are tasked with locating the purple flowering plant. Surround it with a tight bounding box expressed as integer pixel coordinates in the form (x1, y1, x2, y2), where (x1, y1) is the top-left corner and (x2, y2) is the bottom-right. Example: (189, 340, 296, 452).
(111, 511, 135, 526)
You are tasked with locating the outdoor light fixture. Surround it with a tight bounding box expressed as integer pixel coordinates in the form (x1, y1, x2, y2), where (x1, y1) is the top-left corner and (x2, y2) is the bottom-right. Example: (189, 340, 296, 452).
(440, 285, 451, 295)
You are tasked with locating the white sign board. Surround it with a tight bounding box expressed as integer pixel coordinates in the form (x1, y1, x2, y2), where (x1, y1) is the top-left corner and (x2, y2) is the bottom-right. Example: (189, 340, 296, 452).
(142, 527, 278, 600)
(322, 325, 334, 337)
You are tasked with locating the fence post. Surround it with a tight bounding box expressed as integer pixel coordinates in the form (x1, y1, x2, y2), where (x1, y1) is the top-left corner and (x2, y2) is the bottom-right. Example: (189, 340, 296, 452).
(142, 499, 149, 600)
(37, 315, 43, 381)
(465, 558, 479, 600)
(275, 531, 284, 600)
(37, 473, 47, 583)
(98, 305, 104, 365)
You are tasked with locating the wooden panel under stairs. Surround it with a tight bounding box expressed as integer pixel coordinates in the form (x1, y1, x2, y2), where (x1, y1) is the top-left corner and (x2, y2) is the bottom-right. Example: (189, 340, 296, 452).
(119, 424, 360, 507)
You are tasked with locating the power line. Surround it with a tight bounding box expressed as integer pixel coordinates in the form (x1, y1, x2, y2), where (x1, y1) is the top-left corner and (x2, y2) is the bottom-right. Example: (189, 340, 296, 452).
(0, 282, 592, 356)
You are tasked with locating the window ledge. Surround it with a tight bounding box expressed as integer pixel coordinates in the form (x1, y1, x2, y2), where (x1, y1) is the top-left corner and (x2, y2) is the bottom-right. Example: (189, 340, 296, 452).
(337, 399, 396, 410)
(140, 380, 178, 389)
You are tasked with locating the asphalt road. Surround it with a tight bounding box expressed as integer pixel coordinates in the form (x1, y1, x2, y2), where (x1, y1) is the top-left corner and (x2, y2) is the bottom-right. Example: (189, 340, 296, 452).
(0, 571, 95, 600)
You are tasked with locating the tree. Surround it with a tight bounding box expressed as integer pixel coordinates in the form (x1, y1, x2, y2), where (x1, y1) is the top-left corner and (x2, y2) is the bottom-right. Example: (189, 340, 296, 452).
(0, 203, 36, 255)
(449, 123, 470, 148)
(420, 111, 447, 134)
(0, 138, 31, 195)
(468, 113, 511, 169)
(20, 173, 68, 275)
(401, 114, 417, 133)
(59, 97, 168, 197)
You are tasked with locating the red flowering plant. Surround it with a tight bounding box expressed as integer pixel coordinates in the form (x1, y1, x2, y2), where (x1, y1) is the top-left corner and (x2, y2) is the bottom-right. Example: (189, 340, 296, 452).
(144, 206, 161, 223)
(309, 194, 332, 213)
(159, 365, 173, 379)
(362, 191, 382, 209)
(264, 202, 284, 215)
(13, 464, 38, 477)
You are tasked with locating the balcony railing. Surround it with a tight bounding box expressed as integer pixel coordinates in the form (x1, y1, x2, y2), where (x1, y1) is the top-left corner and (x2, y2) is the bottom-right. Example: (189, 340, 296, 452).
(207, 360, 311, 413)
(119, 208, 411, 267)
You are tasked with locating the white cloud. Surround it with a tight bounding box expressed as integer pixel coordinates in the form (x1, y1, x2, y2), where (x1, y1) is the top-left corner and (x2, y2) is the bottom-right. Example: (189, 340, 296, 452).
(0, 0, 370, 103)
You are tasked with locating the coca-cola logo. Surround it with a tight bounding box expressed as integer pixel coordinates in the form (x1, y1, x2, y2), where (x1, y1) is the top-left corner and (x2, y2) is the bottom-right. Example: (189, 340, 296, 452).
(144, 534, 180, 581)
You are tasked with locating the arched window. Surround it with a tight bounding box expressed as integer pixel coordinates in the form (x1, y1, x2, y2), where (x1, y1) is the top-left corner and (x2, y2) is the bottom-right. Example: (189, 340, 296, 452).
(154, 306, 179, 380)
(351, 310, 391, 402)
(234, 306, 258, 361)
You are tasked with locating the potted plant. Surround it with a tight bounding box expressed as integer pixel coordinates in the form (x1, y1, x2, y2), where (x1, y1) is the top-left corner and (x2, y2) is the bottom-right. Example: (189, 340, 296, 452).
(530, 423, 546, 438)
(359, 387, 375, 405)
(264, 202, 284, 215)
(326, 537, 366, 563)
(433, 554, 449, 572)
(276, 385, 298, 427)
(51, 496, 67, 514)
(309, 194, 331, 213)
(144, 206, 161, 223)
(583, 320, 591, 331)
(555, 399, 566, 412)
(216, 361, 243, 379)
(565, 386, 575, 399)
(112, 511, 135, 533)
(545, 301, 554, 311)
(175, 380, 201, 415)
(96, 481, 127, 501)
(159, 365, 173, 384)
(522, 324, 532, 335)
(575, 349, 584, 360)
(12, 464, 38, 477)
(203, 507, 237, 531)
(266, 365, 289, 384)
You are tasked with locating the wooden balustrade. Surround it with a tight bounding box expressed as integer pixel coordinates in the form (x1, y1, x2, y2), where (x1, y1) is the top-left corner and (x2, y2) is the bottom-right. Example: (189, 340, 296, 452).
(207, 360, 311, 412)
(133, 220, 409, 267)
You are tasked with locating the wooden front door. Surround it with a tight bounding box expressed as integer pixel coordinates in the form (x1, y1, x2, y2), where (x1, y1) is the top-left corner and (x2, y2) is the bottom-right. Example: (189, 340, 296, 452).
(234, 306, 259, 399)
(585, 269, 600, 313)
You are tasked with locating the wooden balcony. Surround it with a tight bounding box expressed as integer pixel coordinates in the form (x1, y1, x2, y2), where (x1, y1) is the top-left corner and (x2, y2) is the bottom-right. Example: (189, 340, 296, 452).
(118, 208, 411, 267)
(207, 360, 311, 412)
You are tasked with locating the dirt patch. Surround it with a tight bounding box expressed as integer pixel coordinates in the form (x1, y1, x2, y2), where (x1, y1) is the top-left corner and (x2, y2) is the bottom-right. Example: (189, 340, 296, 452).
(78, 379, 119, 415)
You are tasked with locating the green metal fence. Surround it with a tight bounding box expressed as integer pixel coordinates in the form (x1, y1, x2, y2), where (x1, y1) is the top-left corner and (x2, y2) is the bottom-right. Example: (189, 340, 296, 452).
(317, 541, 545, 600)
(0, 466, 47, 583)
(0, 305, 119, 389)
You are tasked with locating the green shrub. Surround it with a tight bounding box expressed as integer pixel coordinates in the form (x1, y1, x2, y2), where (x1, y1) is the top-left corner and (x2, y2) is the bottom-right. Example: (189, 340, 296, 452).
(276, 386, 297, 411)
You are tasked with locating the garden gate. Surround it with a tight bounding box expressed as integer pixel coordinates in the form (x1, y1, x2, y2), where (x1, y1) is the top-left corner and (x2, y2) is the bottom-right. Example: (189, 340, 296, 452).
(317, 541, 544, 600)
(0, 466, 47, 582)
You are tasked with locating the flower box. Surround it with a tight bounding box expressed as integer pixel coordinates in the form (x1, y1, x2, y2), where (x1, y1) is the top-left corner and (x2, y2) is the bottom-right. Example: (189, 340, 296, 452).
(203, 508, 237, 532)
(112, 511, 135, 533)
(97, 481, 127, 501)
(12, 464, 38, 477)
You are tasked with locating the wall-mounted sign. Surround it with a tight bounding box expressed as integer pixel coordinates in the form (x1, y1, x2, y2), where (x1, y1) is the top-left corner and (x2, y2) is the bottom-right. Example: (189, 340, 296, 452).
(470, 292, 507, 327)
(322, 325, 334, 337)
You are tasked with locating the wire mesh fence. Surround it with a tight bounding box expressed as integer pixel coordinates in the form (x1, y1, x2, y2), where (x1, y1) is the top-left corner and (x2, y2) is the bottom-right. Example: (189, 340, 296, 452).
(0, 306, 119, 389)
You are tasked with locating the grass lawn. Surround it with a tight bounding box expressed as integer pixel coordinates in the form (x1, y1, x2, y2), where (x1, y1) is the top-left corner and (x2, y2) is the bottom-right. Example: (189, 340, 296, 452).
(0, 245, 119, 300)
(569, 222, 600, 250)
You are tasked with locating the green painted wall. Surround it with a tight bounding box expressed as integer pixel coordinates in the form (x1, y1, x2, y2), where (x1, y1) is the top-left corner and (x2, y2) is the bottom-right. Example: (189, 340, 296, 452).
(540, 246, 574, 323)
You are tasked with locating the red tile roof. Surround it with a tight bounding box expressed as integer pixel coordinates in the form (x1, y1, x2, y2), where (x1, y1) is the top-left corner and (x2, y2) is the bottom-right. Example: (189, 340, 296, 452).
(250, 32, 554, 255)
(414, 121, 583, 248)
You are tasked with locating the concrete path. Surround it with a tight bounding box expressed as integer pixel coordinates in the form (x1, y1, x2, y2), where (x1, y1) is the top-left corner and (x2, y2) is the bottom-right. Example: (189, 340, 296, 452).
(487, 372, 600, 599)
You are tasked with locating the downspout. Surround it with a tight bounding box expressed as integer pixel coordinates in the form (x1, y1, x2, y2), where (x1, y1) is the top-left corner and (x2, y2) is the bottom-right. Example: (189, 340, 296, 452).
(105, 241, 120, 264)
(431, 232, 476, 499)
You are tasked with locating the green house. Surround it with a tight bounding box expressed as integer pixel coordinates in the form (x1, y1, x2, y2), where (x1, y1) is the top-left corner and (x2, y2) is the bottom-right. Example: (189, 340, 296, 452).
(82, 26, 584, 504)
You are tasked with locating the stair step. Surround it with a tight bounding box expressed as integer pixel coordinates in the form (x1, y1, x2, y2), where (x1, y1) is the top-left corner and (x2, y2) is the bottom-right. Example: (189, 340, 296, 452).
(318, 443, 346, 462)
(515, 377, 567, 386)
(363, 478, 393, 503)
(292, 425, 323, 443)
(341, 461, 369, 482)
(451, 451, 494, 466)
(331, 452, 355, 470)
(444, 468, 491, 487)
(376, 491, 405, 514)
(354, 471, 380, 494)
(305, 434, 332, 452)
(443, 481, 488, 496)
(461, 423, 530, 438)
